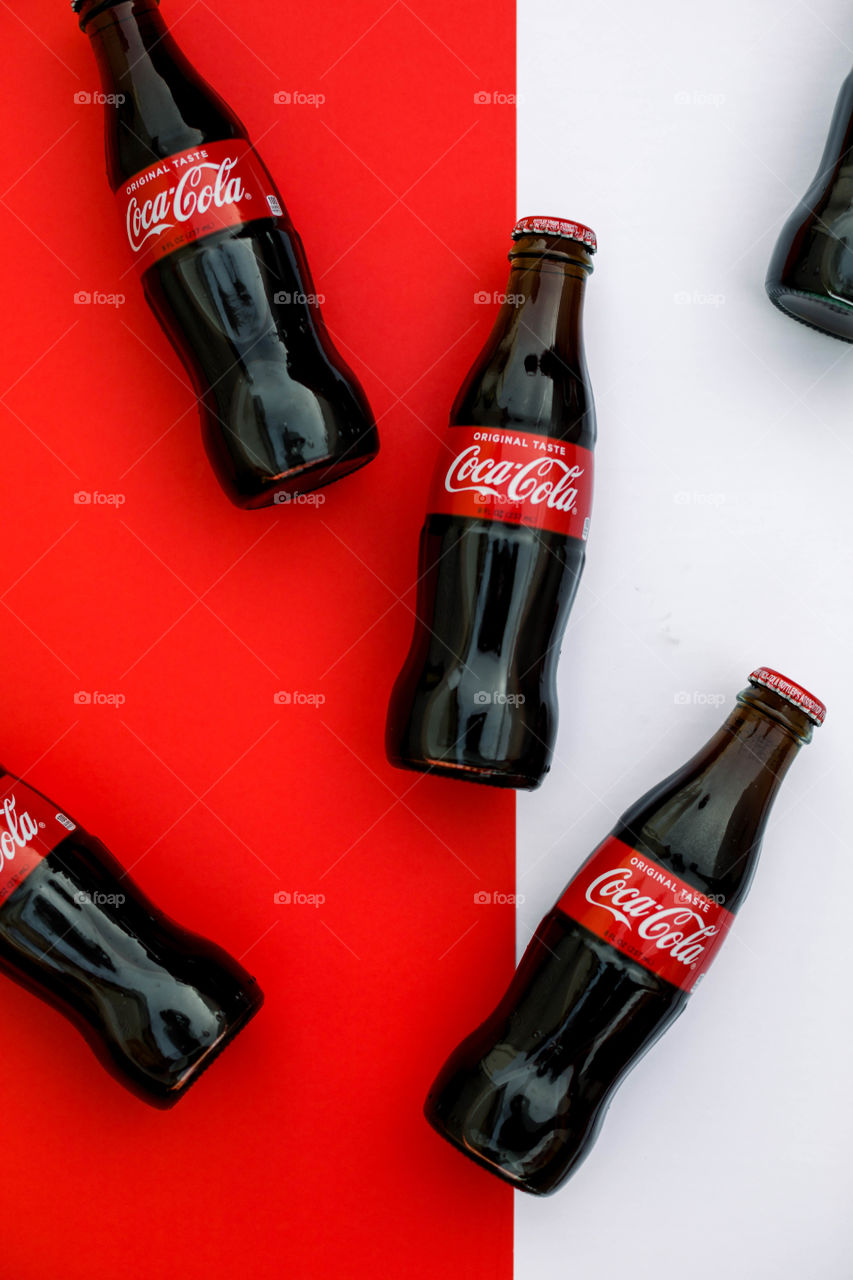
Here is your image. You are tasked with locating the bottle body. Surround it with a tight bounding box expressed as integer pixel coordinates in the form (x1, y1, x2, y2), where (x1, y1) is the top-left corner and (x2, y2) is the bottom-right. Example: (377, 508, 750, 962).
(79, 0, 378, 506)
(0, 770, 262, 1107)
(386, 219, 596, 790)
(388, 519, 584, 789)
(766, 68, 853, 340)
(426, 906, 685, 1193)
(142, 219, 378, 506)
(425, 671, 822, 1192)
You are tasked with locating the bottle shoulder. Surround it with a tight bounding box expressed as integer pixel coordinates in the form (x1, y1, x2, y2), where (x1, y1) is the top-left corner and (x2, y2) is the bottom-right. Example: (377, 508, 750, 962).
(610, 762, 764, 912)
(451, 340, 595, 447)
(111, 55, 246, 180)
(785, 71, 853, 217)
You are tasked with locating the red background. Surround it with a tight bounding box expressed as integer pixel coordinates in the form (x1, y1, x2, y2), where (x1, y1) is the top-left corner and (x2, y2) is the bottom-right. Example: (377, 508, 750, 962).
(0, 1, 515, 1275)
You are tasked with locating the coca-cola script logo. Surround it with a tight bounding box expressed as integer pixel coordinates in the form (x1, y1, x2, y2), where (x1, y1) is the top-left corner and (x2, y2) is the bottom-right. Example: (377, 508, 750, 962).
(126, 156, 246, 252)
(584, 865, 720, 969)
(556, 838, 733, 991)
(0, 794, 40, 872)
(444, 444, 585, 514)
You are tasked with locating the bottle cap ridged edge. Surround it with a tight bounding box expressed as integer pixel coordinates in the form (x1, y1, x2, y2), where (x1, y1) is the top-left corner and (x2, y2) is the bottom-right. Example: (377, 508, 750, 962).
(512, 215, 597, 252)
(748, 667, 826, 726)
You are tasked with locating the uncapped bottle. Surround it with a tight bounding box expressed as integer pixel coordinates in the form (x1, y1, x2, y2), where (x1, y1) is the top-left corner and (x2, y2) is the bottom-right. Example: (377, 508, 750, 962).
(425, 668, 825, 1193)
(386, 216, 597, 790)
(73, 0, 379, 506)
(0, 766, 263, 1106)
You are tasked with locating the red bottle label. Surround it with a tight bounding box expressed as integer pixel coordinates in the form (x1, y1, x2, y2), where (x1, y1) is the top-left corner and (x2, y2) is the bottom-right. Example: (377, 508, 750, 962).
(0, 774, 76, 906)
(427, 427, 593, 538)
(555, 837, 735, 992)
(116, 139, 282, 268)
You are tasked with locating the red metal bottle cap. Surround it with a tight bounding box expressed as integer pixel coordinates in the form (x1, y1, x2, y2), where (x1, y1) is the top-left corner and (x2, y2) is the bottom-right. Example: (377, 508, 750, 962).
(512, 215, 597, 253)
(748, 667, 826, 726)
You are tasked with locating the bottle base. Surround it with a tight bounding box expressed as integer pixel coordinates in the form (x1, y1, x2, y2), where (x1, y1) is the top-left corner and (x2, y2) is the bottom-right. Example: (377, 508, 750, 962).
(387, 751, 543, 791)
(423, 1101, 555, 1196)
(766, 283, 853, 342)
(225, 445, 379, 510)
(147, 982, 264, 1109)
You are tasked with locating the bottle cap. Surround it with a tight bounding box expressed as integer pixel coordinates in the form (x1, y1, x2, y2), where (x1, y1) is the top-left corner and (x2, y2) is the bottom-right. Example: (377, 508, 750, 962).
(748, 667, 826, 726)
(512, 216, 597, 253)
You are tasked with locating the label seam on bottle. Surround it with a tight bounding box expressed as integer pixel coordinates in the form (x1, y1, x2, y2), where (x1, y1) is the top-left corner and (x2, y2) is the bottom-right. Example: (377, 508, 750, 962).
(555, 836, 735, 992)
(427, 426, 593, 538)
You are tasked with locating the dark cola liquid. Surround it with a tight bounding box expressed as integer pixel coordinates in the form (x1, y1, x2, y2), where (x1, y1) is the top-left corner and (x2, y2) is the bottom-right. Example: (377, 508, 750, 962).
(766, 69, 853, 340)
(426, 909, 685, 1193)
(388, 518, 585, 789)
(425, 685, 812, 1192)
(143, 221, 377, 506)
(386, 239, 595, 790)
(82, 0, 377, 506)
(0, 829, 262, 1107)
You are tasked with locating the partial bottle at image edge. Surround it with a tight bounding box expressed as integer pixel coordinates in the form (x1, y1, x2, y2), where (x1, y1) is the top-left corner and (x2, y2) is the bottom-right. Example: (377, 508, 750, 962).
(766, 65, 853, 341)
(386, 216, 597, 791)
(73, 0, 379, 507)
(0, 767, 263, 1107)
(424, 668, 825, 1193)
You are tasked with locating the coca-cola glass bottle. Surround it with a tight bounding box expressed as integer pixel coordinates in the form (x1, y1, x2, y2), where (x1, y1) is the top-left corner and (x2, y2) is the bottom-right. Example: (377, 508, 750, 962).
(73, 0, 379, 506)
(386, 216, 597, 790)
(425, 669, 824, 1193)
(0, 766, 263, 1106)
(766, 65, 853, 340)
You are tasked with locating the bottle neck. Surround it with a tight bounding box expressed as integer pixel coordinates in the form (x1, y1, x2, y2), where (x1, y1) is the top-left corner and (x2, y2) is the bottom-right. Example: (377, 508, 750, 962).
(616, 686, 811, 908)
(84, 2, 170, 91)
(451, 236, 594, 443)
(79, 0, 238, 183)
(506, 254, 588, 361)
(708, 701, 804, 807)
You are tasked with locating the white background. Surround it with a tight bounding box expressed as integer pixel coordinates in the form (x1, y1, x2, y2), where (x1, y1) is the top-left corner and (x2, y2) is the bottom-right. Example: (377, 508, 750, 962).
(516, 1, 852, 1274)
